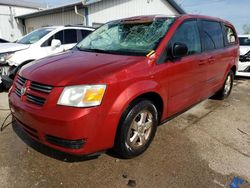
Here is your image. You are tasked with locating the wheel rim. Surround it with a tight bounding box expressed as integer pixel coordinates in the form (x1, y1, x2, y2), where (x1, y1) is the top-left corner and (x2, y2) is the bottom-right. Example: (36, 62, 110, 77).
(224, 74, 232, 95)
(127, 110, 153, 149)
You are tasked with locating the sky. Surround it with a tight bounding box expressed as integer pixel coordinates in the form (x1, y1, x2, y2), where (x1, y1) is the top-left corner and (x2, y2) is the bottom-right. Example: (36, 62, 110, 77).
(177, 0, 249, 34)
(32, 0, 249, 34)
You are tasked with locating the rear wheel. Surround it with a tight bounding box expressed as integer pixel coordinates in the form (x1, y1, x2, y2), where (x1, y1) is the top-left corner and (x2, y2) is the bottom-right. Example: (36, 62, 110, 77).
(211, 70, 234, 100)
(114, 100, 158, 159)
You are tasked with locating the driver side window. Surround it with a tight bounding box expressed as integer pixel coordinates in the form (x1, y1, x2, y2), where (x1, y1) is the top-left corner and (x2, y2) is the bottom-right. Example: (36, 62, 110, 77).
(170, 20, 201, 55)
(41, 30, 64, 47)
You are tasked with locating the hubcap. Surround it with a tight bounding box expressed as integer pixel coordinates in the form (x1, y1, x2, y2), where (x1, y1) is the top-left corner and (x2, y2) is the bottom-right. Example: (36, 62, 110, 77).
(224, 75, 232, 95)
(127, 110, 153, 148)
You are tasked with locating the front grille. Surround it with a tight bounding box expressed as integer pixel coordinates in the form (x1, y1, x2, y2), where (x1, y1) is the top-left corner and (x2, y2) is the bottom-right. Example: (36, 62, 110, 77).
(17, 75, 26, 86)
(30, 81, 53, 93)
(14, 75, 53, 106)
(15, 87, 21, 97)
(27, 94, 46, 106)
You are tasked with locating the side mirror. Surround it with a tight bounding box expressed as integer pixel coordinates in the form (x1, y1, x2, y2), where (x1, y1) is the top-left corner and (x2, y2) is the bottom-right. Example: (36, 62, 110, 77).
(172, 42, 188, 58)
(51, 39, 61, 49)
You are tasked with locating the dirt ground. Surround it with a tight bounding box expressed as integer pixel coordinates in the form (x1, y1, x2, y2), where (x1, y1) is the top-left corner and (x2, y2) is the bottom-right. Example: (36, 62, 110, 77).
(0, 78, 250, 188)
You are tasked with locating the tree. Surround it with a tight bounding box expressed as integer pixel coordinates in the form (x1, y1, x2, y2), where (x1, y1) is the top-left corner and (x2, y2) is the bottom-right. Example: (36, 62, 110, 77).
(242, 24, 250, 34)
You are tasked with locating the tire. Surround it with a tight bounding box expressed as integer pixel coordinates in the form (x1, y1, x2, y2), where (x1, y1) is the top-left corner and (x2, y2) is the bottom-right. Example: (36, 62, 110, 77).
(114, 100, 158, 159)
(211, 70, 234, 100)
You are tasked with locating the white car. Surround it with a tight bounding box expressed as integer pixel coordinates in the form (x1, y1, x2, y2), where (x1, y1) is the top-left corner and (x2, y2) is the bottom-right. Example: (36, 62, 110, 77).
(236, 34, 250, 77)
(0, 26, 94, 87)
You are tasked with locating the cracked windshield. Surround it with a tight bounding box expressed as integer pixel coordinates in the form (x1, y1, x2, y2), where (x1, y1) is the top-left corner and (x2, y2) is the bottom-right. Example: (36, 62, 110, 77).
(77, 17, 175, 56)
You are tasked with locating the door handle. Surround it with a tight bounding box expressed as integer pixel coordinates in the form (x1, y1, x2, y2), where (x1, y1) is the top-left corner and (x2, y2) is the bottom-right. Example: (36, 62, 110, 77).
(208, 57, 215, 63)
(198, 60, 206, 66)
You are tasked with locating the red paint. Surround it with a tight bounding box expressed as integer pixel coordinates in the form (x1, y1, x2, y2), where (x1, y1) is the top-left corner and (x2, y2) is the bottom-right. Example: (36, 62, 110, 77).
(8, 15, 239, 155)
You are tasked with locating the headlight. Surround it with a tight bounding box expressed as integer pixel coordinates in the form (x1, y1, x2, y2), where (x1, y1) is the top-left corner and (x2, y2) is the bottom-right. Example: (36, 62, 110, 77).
(57, 85, 106, 107)
(0, 52, 14, 63)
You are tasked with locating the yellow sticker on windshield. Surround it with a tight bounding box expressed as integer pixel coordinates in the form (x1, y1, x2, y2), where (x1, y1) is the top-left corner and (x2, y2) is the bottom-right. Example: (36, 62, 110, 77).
(146, 50, 155, 57)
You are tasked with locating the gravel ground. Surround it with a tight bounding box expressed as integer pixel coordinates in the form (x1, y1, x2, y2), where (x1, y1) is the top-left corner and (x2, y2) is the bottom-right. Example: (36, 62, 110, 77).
(0, 78, 249, 188)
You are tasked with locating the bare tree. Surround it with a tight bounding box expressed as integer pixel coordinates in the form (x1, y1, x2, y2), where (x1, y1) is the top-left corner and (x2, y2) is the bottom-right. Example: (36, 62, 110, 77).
(243, 24, 250, 34)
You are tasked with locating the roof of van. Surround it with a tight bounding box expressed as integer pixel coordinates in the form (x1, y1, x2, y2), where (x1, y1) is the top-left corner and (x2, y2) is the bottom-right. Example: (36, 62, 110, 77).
(113, 14, 234, 26)
(181, 14, 232, 24)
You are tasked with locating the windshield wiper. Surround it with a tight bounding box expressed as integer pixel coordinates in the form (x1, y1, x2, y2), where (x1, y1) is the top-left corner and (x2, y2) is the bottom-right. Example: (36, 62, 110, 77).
(77, 47, 119, 54)
(76, 46, 147, 56)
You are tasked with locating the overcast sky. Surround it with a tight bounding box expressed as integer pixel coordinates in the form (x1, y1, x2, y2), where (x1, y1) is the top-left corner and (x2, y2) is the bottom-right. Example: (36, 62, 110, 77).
(32, 0, 248, 34)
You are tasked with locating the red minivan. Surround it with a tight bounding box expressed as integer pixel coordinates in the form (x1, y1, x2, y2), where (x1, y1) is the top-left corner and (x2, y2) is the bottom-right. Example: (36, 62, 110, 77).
(8, 15, 239, 158)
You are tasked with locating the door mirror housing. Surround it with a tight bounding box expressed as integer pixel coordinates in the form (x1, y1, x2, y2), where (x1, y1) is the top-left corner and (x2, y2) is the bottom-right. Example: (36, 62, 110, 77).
(51, 39, 61, 49)
(172, 42, 188, 59)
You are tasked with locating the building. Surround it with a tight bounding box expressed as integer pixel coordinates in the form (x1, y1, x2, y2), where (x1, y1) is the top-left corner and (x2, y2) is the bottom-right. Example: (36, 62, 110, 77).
(0, 0, 45, 41)
(16, 0, 185, 33)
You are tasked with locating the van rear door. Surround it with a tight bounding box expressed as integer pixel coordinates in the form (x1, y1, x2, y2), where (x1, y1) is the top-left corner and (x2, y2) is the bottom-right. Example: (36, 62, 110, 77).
(199, 20, 226, 97)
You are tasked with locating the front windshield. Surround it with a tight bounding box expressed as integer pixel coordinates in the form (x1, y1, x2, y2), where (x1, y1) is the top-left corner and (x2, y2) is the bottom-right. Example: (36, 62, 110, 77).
(17, 28, 54, 44)
(239, 37, 250, 46)
(77, 17, 175, 56)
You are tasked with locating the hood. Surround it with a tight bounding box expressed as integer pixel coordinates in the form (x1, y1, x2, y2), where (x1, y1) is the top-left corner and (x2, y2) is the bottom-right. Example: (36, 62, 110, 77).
(20, 50, 146, 86)
(0, 43, 30, 53)
(240, 46, 250, 55)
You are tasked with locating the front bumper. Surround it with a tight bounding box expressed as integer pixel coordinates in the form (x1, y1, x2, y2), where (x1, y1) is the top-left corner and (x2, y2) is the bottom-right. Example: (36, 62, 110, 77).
(9, 91, 112, 155)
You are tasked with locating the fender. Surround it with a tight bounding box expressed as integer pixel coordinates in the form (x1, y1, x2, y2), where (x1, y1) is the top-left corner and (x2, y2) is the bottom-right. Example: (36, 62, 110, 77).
(110, 80, 163, 115)
(94, 80, 165, 150)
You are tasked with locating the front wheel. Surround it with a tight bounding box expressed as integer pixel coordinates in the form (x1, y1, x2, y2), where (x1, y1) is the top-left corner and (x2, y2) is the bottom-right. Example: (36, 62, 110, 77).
(211, 70, 234, 100)
(114, 100, 158, 159)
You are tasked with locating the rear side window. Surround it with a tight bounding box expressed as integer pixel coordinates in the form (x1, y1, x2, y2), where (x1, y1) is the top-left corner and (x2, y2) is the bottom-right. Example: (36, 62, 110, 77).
(170, 20, 201, 55)
(201, 21, 224, 51)
(224, 26, 237, 46)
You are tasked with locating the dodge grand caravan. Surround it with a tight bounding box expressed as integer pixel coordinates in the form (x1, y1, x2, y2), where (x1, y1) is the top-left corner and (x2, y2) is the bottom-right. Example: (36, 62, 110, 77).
(8, 15, 239, 158)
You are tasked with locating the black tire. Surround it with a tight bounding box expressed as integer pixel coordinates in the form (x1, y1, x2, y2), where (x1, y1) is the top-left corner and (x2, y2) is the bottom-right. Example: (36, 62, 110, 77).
(211, 70, 234, 100)
(114, 100, 158, 159)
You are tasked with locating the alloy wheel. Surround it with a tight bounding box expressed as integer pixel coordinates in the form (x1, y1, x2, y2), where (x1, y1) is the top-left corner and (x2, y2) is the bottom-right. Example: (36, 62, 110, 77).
(224, 74, 232, 95)
(127, 110, 153, 149)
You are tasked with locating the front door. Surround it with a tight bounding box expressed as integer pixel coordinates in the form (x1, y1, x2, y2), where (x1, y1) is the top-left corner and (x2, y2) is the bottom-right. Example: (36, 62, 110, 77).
(155, 20, 206, 117)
